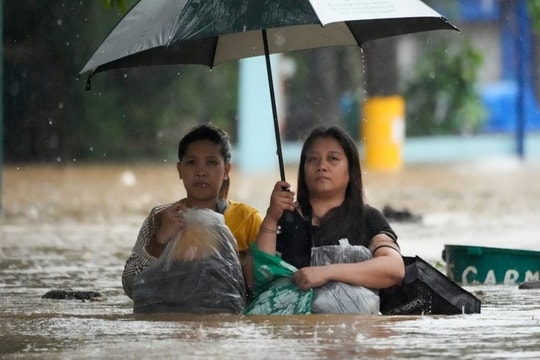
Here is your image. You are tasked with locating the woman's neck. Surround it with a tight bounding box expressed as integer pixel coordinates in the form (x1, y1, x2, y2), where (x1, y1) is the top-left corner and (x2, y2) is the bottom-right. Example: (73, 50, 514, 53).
(182, 198, 218, 211)
(309, 197, 343, 220)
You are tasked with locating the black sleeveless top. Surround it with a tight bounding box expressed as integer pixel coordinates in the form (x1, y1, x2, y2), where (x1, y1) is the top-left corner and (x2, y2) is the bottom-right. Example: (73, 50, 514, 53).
(276, 205, 397, 269)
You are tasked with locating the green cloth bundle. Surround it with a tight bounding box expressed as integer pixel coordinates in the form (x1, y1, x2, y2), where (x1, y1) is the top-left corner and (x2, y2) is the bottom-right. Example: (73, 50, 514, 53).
(244, 245, 313, 315)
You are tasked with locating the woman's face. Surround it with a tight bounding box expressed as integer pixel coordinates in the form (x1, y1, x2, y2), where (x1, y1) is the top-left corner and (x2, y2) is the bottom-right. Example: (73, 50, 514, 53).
(303, 136, 349, 199)
(177, 140, 230, 204)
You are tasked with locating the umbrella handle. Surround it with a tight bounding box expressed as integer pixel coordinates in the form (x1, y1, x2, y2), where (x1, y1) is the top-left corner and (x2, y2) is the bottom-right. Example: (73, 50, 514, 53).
(263, 30, 294, 224)
(262, 29, 286, 182)
(279, 187, 296, 224)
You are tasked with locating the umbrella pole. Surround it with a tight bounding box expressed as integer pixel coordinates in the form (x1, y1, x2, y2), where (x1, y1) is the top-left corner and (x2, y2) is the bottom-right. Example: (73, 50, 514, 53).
(262, 29, 286, 182)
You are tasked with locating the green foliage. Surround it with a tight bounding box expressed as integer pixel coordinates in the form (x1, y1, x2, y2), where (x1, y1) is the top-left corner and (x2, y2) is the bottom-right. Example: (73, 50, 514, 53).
(528, 0, 540, 34)
(77, 64, 238, 161)
(3, 0, 238, 162)
(403, 39, 487, 136)
(101, 0, 130, 14)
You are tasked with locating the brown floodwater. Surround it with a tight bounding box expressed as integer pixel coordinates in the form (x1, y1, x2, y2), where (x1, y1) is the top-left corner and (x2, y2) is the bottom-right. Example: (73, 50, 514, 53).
(1, 160, 539, 359)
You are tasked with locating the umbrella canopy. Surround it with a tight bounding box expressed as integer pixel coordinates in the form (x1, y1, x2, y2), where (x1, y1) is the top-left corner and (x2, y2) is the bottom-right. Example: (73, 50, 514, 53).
(80, 0, 458, 179)
(81, 0, 457, 75)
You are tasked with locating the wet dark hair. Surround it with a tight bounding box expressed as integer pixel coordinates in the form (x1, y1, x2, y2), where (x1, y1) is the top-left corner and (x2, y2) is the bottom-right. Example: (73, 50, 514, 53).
(178, 123, 232, 200)
(297, 125, 365, 245)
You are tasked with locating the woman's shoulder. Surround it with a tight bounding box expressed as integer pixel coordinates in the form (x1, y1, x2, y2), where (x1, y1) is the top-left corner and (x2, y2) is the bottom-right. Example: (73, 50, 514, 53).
(224, 201, 263, 232)
(361, 204, 388, 222)
(149, 202, 174, 215)
(363, 203, 383, 215)
(225, 200, 261, 216)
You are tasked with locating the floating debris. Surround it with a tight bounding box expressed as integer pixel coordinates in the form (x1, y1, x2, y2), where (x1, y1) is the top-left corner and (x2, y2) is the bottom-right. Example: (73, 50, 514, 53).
(518, 281, 540, 290)
(42, 290, 102, 301)
(383, 205, 422, 223)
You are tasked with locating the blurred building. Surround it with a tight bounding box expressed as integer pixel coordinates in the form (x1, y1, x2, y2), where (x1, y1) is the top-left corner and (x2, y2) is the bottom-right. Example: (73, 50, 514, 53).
(455, 0, 540, 133)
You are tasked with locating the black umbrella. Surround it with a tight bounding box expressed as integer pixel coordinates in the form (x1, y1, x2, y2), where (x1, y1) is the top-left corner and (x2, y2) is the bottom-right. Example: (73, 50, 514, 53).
(80, 0, 458, 180)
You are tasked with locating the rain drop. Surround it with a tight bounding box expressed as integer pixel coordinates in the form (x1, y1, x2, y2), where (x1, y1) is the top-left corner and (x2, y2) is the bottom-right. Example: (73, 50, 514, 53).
(123, 73, 128, 78)
(58, 102, 64, 109)
(49, 120, 53, 125)
(56, 157, 62, 163)
(120, 170, 137, 187)
(275, 34, 286, 47)
(65, 42, 70, 46)
(57, 19, 63, 26)
(72, 158, 77, 162)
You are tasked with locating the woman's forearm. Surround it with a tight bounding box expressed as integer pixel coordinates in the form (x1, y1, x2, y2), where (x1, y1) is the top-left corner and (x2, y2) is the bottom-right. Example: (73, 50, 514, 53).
(254, 216, 279, 254)
(324, 253, 405, 289)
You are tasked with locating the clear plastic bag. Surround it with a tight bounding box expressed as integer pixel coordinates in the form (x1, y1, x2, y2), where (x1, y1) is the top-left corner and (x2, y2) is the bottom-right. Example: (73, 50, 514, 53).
(133, 208, 245, 314)
(311, 239, 380, 314)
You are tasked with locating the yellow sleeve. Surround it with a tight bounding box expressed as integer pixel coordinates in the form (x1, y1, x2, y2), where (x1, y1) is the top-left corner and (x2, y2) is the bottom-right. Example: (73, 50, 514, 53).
(223, 200, 263, 252)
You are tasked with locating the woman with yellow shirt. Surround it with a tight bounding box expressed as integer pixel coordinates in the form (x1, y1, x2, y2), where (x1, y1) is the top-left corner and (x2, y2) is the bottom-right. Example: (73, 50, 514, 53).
(122, 124, 262, 311)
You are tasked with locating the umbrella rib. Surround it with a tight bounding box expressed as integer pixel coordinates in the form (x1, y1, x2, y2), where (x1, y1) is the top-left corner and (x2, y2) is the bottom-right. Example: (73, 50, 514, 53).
(209, 36, 219, 68)
(84, 70, 96, 91)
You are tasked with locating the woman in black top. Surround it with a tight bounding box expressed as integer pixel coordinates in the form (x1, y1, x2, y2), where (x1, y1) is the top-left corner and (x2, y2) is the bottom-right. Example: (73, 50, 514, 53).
(250, 125, 404, 293)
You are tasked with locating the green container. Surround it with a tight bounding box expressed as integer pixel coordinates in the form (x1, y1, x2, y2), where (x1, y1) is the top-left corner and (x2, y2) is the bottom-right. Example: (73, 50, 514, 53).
(443, 244, 540, 285)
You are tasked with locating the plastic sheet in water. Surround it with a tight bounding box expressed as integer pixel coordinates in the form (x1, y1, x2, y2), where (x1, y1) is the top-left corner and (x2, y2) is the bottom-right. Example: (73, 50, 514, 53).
(132, 208, 245, 314)
(310, 240, 379, 314)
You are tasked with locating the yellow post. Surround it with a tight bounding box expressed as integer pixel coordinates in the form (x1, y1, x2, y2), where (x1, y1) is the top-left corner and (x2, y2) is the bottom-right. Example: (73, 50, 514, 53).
(361, 96, 405, 170)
